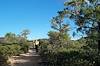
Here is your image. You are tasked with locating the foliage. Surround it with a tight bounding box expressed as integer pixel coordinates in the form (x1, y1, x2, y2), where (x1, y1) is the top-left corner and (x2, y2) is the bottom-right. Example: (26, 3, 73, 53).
(20, 29, 30, 39)
(38, 39, 49, 57)
(51, 15, 69, 33)
(39, 42, 99, 66)
(0, 54, 8, 66)
(20, 43, 29, 53)
(39, 0, 99, 66)
(0, 29, 30, 66)
(0, 44, 22, 66)
(0, 43, 30, 66)
(64, 0, 99, 38)
(5, 32, 17, 44)
(0, 44, 21, 57)
(48, 31, 70, 45)
(4, 29, 30, 53)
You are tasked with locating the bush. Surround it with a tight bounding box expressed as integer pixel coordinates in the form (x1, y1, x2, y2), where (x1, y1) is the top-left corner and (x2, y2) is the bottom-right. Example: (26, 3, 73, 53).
(0, 43, 23, 66)
(20, 43, 29, 53)
(39, 43, 99, 66)
(0, 44, 22, 57)
(0, 54, 8, 66)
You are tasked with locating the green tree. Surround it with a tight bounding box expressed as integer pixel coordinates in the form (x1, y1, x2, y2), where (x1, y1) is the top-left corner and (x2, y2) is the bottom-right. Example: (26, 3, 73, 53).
(63, 0, 99, 50)
(20, 29, 30, 39)
(48, 31, 70, 45)
(51, 13, 69, 33)
(19, 29, 30, 53)
(63, 0, 99, 65)
(5, 32, 17, 44)
(64, 0, 99, 39)
(17, 29, 30, 44)
(45, 0, 99, 66)
(50, 9, 71, 46)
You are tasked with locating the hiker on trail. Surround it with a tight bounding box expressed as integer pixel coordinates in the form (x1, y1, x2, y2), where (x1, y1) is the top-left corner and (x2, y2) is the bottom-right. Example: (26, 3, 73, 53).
(35, 40, 39, 53)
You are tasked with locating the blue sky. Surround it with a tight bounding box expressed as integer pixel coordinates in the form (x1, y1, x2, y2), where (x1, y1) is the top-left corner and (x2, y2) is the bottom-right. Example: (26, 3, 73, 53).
(0, 0, 81, 40)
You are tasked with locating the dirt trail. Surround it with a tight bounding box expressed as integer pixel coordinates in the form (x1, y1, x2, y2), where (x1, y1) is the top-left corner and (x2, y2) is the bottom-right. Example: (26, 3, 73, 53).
(10, 49, 41, 66)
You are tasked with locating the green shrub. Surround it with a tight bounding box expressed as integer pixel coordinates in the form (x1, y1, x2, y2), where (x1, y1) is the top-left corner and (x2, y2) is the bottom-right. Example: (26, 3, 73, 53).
(7, 44, 22, 56)
(0, 43, 23, 66)
(0, 44, 22, 57)
(39, 43, 99, 66)
(20, 44, 29, 53)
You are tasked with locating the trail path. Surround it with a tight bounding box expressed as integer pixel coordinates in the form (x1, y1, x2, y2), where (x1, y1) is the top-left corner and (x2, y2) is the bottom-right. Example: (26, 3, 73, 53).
(10, 49, 41, 66)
